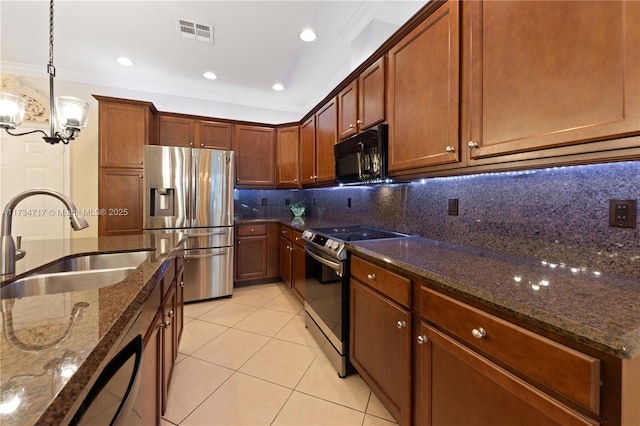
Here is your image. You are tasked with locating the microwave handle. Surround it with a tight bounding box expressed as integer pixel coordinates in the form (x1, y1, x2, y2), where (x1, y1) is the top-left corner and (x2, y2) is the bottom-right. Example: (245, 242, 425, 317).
(357, 142, 364, 180)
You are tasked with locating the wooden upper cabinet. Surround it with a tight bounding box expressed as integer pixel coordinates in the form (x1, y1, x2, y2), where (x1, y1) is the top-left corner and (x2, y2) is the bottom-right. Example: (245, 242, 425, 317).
(159, 115, 232, 150)
(98, 168, 144, 236)
(158, 115, 194, 147)
(196, 121, 232, 150)
(97, 97, 155, 168)
(276, 126, 300, 188)
(338, 57, 386, 141)
(299, 116, 316, 186)
(388, 0, 460, 175)
(315, 97, 338, 185)
(467, 0, 640, 160)
(234, 124, 276, 187)
(358, 56, 386, 131)
(338, 80, 359, 140)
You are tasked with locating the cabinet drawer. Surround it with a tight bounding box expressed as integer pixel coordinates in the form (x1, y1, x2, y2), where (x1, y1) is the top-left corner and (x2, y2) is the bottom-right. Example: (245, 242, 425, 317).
(280, 226, 293, 240)
(237, 224, 268, 237)
(292, 230, 304, 247)
(351, 256, 410, 307)
(420, 287, 601, 414)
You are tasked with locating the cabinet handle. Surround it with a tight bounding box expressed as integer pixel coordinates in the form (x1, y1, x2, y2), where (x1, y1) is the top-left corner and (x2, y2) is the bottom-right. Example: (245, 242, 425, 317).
(367, 273, 376, 281)
(356, 119, 363, 124)
(468, 141, 479, 149)
(168, 310, 175, 318)
(349, 123, 354, 129)
(200, 143, 204, 147)
(417, 335, 428, 344)
(139, 175, 143, 178)
(139, 161, 143, 165)
(445, 146, 455, 153)
(163, 320, 171, 328)
(189, 142, 194, 146)
(397, 320, 407, 329)
(180, 281, 184, 288)
(471, 327, 487, 339)
(250, 228, 254, 232)
(294, 178, 298, 182)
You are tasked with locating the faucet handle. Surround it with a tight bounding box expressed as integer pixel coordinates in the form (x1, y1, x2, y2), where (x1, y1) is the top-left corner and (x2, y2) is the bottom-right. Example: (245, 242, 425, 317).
(15, 236, 26, 260)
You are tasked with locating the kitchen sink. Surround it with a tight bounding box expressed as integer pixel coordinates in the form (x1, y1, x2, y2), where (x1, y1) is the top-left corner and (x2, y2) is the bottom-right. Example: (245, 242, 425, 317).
(0, 251, 152, 299)
(36, 251, 152, 274)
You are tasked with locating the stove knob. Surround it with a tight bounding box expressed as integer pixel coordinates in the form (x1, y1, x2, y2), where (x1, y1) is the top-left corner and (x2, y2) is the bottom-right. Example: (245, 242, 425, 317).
(331, 241, 340, 250)
(326, 239, 334, 247)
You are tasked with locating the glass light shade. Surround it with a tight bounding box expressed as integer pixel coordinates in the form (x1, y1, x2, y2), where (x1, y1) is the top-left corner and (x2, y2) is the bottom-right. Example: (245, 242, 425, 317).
(0, 93, 26, 129)
(55, 96, 88, 131)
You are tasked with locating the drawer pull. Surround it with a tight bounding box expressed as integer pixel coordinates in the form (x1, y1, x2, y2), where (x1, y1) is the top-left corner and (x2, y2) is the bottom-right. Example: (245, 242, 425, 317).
(168, 310, 175, 318)
(180, 281, 184, 288)
(367, 273, 376, 281)
(417, 335, 428, 344)
(162, 320, 171, 328)
(397, 320, 407, 329)
(471, 327, 487, 339)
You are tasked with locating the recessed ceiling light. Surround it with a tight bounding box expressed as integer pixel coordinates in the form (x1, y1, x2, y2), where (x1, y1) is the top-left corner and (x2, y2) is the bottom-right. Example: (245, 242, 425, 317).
(115, 57, 134, 66)
(299, 29, 317, 42)
(203, 71, 218, 80)
(272, 83, 284, 91)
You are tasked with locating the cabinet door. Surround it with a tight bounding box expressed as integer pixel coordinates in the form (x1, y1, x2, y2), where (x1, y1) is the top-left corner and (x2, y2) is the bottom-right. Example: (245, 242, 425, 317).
(176, 268, 184, 345)
(358, 56, 386, 131)
(350, 279, 411, 425)
(291, 244, 306, 302)
(299, 116, 316, 186)
(388, 0, 460, 173)
(280, 237, 292, 287)
(276, 126, 300, 188)
(236, 236, 268, 280)
(315, 98, 337, 184)
(196, 120, 232, 150)
(338, 80, 358, 140)
(467, 1, 640, 159)
(234, 125, 276, 187)
(161, 282, 177, 413)
(419, 323, 598, 426)
(98, 168, 143, 236)
(158, 115, 194, 147)
(98, 101, 150, 168)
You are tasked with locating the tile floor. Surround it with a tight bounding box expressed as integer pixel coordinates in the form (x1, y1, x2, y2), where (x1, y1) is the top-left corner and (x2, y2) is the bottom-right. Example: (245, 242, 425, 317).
(161, 282, 399, 426)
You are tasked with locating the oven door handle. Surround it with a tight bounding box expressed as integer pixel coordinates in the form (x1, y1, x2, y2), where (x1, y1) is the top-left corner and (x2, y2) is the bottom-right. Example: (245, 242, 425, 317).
(304, 246, 343, 276)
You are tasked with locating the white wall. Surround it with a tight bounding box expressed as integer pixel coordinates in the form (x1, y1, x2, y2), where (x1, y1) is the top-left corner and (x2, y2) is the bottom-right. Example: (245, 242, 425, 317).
(3, 72, 302, 238)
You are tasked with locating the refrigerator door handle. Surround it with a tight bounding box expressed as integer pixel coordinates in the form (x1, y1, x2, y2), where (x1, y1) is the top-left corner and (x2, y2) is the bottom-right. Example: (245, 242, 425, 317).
(188, 230, 229, 237)
(185, 249, 229, 259)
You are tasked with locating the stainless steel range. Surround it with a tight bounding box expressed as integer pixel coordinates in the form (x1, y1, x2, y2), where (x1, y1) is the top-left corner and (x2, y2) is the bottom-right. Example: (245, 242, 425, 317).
(301, 225, 408, 377)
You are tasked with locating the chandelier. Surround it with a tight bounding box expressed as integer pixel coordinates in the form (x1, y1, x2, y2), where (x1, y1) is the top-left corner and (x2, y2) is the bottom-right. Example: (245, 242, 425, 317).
(0, 0, 89, 144)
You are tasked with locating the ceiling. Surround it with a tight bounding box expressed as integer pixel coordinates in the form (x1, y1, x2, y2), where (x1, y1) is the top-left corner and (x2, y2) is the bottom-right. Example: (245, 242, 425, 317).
(1, 0, 428, 122)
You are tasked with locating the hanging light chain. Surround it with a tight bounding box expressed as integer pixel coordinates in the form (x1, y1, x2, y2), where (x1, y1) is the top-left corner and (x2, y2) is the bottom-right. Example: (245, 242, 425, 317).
(48, 0, 55, 77)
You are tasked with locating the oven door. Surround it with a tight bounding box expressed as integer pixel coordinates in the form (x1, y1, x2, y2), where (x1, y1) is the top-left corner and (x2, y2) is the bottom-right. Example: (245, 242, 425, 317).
(303, 245, 346, 353)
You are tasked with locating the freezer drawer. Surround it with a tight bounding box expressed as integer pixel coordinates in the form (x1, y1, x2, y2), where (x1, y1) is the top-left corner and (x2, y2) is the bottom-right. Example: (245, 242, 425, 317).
(183, 227, 233, 250)
(183, 247, 233, 302)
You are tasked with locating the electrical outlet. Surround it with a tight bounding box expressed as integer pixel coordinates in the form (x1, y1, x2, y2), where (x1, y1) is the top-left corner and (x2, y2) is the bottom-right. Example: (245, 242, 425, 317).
(261, 198, 268, 206)
(609, 199, 636, 228)
(285, 198, 290, 205)
(448, 198, 459, 216)
(347, 198, 352, 208)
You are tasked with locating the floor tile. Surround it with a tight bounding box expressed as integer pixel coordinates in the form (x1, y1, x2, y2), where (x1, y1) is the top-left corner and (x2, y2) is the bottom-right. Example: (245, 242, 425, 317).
(239, 338, 317, 388)
(178, 319, 228, 355)
(192, 328, 270, 370)
(272, 391, 365, 425)
(366, 391, 397, 423)
(162, 356, 234, 425)
(229, 286, 281, 307)
(296, 351, 372, 412)
(233, 307, 296, 337)
(274, 314, 320, 348)
(198, 301, 257, 327)
(181, 372, 292, 426)
(262, 292, 303, 314)
(183, 297, 229, 319)
(363, 414, 399, 425)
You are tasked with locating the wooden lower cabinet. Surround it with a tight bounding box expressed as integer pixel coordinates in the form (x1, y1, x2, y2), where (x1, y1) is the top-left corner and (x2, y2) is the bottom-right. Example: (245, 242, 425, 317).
(235, 223, 280, 284)
(418, 323, 597, 426)
(279, 226, 306, 302)
(350, 279, 411, 426)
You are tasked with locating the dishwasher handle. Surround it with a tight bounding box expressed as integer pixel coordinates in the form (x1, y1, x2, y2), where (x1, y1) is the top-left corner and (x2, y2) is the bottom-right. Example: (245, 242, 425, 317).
(184, 248, 230, 260)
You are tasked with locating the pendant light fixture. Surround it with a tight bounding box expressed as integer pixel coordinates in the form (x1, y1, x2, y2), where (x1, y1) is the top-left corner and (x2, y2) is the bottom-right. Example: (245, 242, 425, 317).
(0, 0, 89, 144)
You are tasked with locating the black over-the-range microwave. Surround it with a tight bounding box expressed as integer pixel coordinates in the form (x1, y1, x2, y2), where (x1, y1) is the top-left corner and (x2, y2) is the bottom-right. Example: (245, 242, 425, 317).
(334, 123, 388, 185)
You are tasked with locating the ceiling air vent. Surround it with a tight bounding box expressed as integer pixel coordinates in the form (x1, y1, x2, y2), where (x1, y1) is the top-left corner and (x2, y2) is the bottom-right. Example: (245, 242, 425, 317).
(177, 18, 213, 43)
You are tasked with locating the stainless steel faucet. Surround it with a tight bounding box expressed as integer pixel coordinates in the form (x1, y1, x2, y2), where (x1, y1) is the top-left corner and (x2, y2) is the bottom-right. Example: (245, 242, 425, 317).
(1, 189, 89, 275)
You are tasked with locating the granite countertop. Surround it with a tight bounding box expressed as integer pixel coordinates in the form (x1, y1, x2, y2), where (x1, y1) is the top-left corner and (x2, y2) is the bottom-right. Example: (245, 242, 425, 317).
(0, 232, 184, 426)
(347, 237, 640, 360)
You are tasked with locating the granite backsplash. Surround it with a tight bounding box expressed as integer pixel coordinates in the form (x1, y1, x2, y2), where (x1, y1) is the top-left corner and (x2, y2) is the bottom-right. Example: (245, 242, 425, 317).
(234, 161, 640, 279)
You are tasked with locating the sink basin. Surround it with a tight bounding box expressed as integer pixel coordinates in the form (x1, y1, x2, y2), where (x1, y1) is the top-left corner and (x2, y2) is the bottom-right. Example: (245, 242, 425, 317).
(37, 251, 152, 274)
(0, 251, 152, 299)
(1, 267, 137, 298)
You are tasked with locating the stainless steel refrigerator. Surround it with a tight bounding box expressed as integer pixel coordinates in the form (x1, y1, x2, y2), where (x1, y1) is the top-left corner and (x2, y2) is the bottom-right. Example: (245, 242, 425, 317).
(143, 145, 234, 302)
